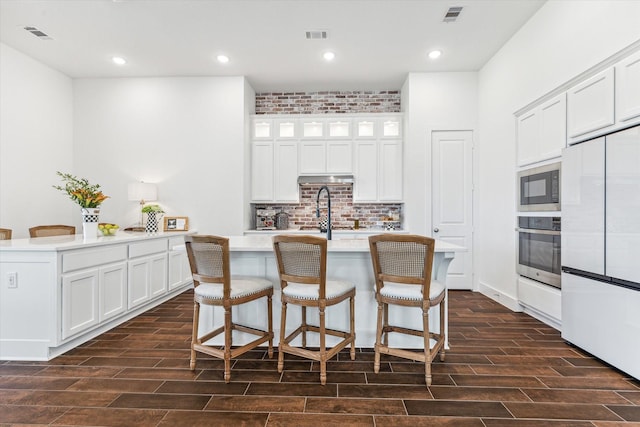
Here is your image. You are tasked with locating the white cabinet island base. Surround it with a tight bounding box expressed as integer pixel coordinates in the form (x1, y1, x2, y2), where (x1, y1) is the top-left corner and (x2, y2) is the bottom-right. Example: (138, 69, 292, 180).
(198, 236, 464, 349)
(0, 231, 193, 361)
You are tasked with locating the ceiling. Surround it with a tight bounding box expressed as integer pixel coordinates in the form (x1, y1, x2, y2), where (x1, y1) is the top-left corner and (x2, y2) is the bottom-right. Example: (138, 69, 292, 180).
(0, 0, 545, 92)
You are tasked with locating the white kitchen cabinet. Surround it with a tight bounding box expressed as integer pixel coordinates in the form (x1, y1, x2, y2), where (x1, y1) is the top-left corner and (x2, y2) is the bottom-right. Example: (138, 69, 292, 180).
(615, 50, 640, 124)
(61, 269, 99, 340)
(168, 248, 191, 291)
(251, 140, 299, 202)
(299, 140, 352, 174)
(567, 68, 615, 141)
(99, 262, 127, 321)
(252, 119, 272, 139)
(379, 140, 403, 201)
(516, 93, 566, 166)
(328, 120, 351, 138)
(251, 141, 274, 201)
(274, 141, 299, 201)
(0, 233, 192, 361)
(128, 239, 168, 309)
(353, 140, 378, 201)
(302, 120, 324, 138)
(275, 119, 297, 139)
(353, 139, 402, 202)
(382, 118, 402, 138)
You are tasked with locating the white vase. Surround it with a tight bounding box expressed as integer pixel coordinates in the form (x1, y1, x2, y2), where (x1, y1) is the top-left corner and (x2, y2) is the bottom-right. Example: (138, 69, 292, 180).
(81, 207, 100, 238)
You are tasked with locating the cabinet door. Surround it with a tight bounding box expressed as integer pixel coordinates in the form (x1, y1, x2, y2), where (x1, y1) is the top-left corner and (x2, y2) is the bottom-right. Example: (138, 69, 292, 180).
(99, 262, 127, 322)
(274, 141, 299, 201)
(299, 141, 326, 174)
(252, 119, 272, 139)
(61, 269, 99, 340)
(353, 141, 378, 202)
(567, 68, 615, 139)
(538, 94, 566, 161)
(326, 141, 352, 173)
(168, 250, 190, 290)
(516, 109, 539, 166)
(616, 50, 640, 124)
(379, 140, 403, 201)
(128, 258, 151, 309)
(251, 142, 274, 201)
(149, 253, 168, 298)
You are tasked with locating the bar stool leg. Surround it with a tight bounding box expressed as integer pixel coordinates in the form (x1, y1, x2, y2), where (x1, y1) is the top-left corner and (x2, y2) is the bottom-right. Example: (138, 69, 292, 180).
(350, 295, 356, 361)
(439, 297, 446, 362)
(301, 306, 307, 348)
(319, 305, 327, 385)
(374, 300, 383, 374)
(423, 305, 431, 387)
(267, 294, 274, 359)
(224, 306, 232, 383)
(278, 301, 287, 373)
(190, 301, 200, 371)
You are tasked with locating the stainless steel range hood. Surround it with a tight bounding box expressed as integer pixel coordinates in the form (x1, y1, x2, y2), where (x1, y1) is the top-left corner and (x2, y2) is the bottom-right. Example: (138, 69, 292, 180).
(297, 175, 354, 186)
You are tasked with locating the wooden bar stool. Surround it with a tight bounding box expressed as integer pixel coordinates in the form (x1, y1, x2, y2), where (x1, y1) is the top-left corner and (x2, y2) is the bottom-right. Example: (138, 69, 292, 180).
(368, 234, 446, 387)
(185, 235, 274, 383)
(272, 234, 356, 385)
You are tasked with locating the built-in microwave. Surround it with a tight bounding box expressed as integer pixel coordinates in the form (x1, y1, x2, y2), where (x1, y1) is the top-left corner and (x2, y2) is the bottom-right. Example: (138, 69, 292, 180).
(518, 162, 560, 211)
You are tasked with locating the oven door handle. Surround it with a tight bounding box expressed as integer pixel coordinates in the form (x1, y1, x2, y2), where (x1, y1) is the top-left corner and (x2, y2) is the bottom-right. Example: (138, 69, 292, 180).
(516, 228, 561, 235)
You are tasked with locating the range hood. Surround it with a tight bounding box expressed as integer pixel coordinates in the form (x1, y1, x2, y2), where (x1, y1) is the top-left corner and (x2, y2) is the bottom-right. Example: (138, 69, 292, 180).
(297, 175, 354, 186)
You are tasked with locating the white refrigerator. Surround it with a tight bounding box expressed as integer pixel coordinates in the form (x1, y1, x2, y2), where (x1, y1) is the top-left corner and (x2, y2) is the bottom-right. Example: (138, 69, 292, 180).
(562, 124, 640, 380)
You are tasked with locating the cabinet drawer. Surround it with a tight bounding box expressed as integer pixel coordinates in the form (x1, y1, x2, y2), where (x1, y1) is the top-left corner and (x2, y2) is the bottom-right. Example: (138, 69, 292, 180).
(168, 236, 186, 251)
(62, 246, 127, 273)
(129, 239, 167, 258)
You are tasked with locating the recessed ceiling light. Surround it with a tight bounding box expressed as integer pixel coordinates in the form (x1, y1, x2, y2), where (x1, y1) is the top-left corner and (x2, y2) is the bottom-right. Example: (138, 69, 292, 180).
(112, 56, 126, 65)
(428, 50, 442, 59)
(323, 51, 336, 61)
(217, 55, 229, 64)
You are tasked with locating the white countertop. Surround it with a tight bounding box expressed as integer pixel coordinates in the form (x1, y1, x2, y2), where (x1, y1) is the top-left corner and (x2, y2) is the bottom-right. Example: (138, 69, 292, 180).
(229, 235, 465, 253)
(0, 231, 192, 252)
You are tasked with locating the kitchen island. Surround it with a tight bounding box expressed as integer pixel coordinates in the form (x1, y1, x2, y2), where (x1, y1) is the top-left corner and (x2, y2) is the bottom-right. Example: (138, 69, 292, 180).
(0, 231, 193, 360)
(199, 235, 465, 348)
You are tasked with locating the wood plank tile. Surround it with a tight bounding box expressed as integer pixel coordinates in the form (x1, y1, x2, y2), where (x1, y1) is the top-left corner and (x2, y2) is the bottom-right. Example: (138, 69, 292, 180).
(109, 392, 210, 410)
(205, 395, 305, 412)
(504, 402, 623, 421)
(607, 406, 640, 422)
(374, 416, 485, 427)
(404, 400, 512, 418)
(522, 388, 631, 404)
(266, 413, 374, 426)
(66, 378, 163, 393)
(12, 390, 119, 407)
(159, 410, 269, 427)
(304, 397, 406, 415)
(247, 382, 337, 397)
(429, 385, 530, 402)
(0, 405, 69, 424)
(51, 407, 167, 426)
(338, 384, 433, 399)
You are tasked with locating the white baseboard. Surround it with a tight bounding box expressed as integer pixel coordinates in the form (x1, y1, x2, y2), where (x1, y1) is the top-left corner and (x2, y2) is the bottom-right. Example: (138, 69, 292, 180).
(477, 281, 522, 312)
(521, 304, 562, 331)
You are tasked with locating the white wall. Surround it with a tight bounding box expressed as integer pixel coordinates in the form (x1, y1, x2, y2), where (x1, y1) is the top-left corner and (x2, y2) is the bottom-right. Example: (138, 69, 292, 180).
(73, 76, 253, 235)
(477, 0, 640, 307)
(401, 72, 478, 235)
(0, 43, 74, 238)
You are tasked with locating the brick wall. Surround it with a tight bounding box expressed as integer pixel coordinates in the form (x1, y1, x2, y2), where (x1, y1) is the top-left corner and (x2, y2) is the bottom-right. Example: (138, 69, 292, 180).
(255, 90, 401, 115)
(253, 184, 402, 231)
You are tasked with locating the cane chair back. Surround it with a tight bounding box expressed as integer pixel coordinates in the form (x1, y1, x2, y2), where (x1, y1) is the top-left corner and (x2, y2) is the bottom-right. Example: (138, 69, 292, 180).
(368, 234, 446, 387)
(185, 235, 274, 383)
(272, 234, 356, 385)
(0, 228, 12, 240)
(29, 225, 75, 238)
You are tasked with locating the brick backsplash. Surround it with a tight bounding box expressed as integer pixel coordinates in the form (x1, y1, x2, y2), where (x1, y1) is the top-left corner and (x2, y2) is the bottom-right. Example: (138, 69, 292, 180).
(255, 90, 401, 115)
(252, 184, 402, 231)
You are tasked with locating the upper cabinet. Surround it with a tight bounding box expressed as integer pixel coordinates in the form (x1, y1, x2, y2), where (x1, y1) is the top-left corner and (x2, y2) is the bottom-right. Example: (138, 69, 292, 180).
(616, 50, 640, 124)
(567, 68, 615, 142)
(251, 113, 404, 203)
(517, 93, 566, 166)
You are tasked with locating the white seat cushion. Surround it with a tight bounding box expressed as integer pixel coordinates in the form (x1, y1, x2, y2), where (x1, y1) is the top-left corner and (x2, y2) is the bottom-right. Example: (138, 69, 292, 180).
(283, 280, 355, 300)
(195, 276, 273, 300)
(379, 280, 445, 301)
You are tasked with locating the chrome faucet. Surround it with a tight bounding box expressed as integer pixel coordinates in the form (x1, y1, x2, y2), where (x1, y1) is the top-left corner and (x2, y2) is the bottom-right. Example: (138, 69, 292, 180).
(316, 185, 332, 240)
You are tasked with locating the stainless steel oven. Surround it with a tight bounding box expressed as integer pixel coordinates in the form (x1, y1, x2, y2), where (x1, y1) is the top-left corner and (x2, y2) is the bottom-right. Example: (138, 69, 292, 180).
(517, 216, 561, 288)
(518, 162, 560, 211)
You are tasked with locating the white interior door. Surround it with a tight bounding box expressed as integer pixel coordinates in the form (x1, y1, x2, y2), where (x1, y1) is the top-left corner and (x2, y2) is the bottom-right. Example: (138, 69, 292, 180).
(432, 130, 473, 289)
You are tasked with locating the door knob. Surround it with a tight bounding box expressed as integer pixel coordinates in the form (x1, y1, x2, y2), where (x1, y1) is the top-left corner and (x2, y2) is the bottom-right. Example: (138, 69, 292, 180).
(433, 228, 439, 233)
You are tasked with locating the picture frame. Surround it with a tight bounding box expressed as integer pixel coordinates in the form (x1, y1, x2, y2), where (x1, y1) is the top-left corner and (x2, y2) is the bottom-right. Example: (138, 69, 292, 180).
(164, 216, 189, 232)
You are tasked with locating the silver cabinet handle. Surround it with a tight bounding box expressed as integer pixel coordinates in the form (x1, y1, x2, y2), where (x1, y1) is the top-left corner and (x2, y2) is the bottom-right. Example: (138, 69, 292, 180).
(433, 228, 439, 233)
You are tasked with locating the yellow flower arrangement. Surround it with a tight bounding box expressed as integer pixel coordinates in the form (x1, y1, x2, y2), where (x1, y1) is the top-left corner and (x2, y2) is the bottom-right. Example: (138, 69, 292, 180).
(53, 171, 109, 208)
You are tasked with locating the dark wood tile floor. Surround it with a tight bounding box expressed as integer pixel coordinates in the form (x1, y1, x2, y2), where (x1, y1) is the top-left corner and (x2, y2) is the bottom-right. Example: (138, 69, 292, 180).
(1, 290, 639, 426)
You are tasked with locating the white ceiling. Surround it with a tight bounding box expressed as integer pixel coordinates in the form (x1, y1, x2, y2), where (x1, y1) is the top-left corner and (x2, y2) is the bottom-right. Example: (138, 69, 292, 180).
(0, 0, 544, 92)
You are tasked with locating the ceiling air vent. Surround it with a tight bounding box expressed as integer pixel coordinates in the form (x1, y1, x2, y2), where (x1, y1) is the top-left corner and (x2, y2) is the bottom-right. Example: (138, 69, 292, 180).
(443, 6, 463, 22)
(24, 26, 52, 40)
(305, 30, 327, 40)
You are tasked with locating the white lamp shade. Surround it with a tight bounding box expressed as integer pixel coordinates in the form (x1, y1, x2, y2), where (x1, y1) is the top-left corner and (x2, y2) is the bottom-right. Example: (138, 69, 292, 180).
(128, 182, 157, 202)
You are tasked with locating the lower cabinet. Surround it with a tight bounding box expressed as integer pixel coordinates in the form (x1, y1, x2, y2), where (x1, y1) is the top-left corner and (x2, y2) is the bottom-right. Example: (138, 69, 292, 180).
(168, 246, 192, 290)
(61, 261, 127, 340)
(128, 253, 167, 309)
